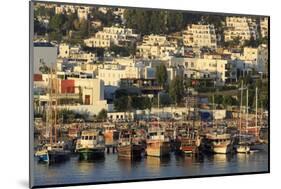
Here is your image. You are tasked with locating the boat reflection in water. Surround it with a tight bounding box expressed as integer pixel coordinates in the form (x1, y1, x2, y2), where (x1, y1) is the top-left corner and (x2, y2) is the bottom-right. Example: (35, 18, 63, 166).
(117, 156, 142, 173)
(236, 153, 250, 163)
(75, 156, 105, 175)
(212, 154, 232, 162)
(146, 156, 171, 172)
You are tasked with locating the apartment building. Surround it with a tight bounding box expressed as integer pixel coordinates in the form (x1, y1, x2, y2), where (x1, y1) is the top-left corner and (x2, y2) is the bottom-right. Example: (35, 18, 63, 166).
(260, 17, 269, 38)
(170, 56, 227, 85)
(84, 26, 139, 48)
(98, 62, 145, 86)
(137, 34, 178, 58)
(58, 43, 96, 63)
(183, 24, 217, 48)
(224, 16, 258, 42)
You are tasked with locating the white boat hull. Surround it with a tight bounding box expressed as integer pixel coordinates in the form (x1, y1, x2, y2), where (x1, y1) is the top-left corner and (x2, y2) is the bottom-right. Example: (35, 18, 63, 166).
(236, 145, 250, 153)
(213, 145, 231, 154)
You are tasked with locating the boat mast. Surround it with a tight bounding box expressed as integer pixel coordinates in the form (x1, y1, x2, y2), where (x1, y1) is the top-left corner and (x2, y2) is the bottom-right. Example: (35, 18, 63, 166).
(46, 73, 50, 142)
(49, 65, 53, 145)
(239, 80, 244, 142)
(158, 92, 160, 127)
(54, 64, 58, 144)
(255, 87, 258, 140)
(212, 95, 215, 128)
(246, 88, 248, 135)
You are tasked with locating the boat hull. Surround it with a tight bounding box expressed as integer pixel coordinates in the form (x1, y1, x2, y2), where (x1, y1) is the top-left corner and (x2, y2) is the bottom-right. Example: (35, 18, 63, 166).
(117, 144, 142, 159)
(36, 153, 49, 163)
(213, 144, 232, 154)
(179, 138, 199, 154)
(201, 134, 233, 154)
(48, 150, 70, 163)
(77, 148, 105, 160)
(236, 145, 250, 153)
(181, 145, 197, 154)
(36, 149, 70, 163)
(146, 141, 170, 157)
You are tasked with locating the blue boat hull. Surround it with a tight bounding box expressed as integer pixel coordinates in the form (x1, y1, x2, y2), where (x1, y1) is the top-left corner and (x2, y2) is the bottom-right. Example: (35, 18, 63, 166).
(37, 154, 49, 163)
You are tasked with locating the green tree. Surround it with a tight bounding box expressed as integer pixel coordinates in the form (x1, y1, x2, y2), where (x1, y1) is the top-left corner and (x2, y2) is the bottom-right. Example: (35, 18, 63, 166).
(124, 9, 188, 35)
(213, 95, 223, 105)
(59, 109, 76, 123)
(49, 14, 66, 31)
(169, 76, 184, 104)
(222, 96, 239, 107)
(97, 109, 107, 121)
(39, 62, 50, 74)
(167, 12, 184, 33)
(154, 93, 172, 107)
(109, 45, 130, 56)
(114, 96, 129, 112)
(143, 96, 152, 110)
(156, 64, 168, 88)
(224, 36, 241, 48)
(244, 36, 259, 48)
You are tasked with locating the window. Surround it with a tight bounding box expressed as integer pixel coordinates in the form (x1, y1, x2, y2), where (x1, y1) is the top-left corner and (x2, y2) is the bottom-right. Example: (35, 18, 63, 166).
(85, 95, 90, 105)
(85, 136, 88, 140)
(89, 136, 93, 140)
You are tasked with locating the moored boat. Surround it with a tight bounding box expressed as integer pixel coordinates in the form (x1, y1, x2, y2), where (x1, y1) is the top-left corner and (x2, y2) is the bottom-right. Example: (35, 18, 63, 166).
(177, 126, 201, 154)
(180, 137, 200, 154)
(75, 130, 105, 160)
(35, 142, 70, 163)
(146, 127, 170, 157)
(236, 143, 250, 153)
(117, 130, 142, 159)
(104, 123, 119, 146)
(202, 132, 233, 154)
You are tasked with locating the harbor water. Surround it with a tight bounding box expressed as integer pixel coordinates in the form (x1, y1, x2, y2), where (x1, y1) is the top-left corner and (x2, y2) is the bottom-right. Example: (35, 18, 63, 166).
(33, 148, 268, 186)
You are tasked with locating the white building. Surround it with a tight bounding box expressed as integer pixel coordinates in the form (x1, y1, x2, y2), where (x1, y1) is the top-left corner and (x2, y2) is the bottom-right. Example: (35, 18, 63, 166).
(142, 35, 167, 46)
(77, 7, 90, 21)
(224, 16, 258, 42)
(137, 34, 178, 59)
(183, 24, 217, 48)
(107, 112, 135, 121)
(98, 62, 144, 86)
(242, 45, 268, 73)
(58, 43, 95, 63)
(60, 77, 109, 115)
(170, 56, 227, 85)
(84, 26, 139, 48)
(227, 45, 268, 79)
(55, 5, 76, 15)
(260, 17, 269, 38)
(84, 36, 111, 48)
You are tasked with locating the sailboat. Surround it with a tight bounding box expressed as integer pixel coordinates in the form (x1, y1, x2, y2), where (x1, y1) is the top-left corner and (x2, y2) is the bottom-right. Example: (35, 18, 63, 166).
(236, 81, 250, 153)
(250, 87, 266, 151)
(201, 95, 234, 154)
(146, 93, 170, 157)
(35, 64, 71, 163)
(176, 97, 200, 155)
